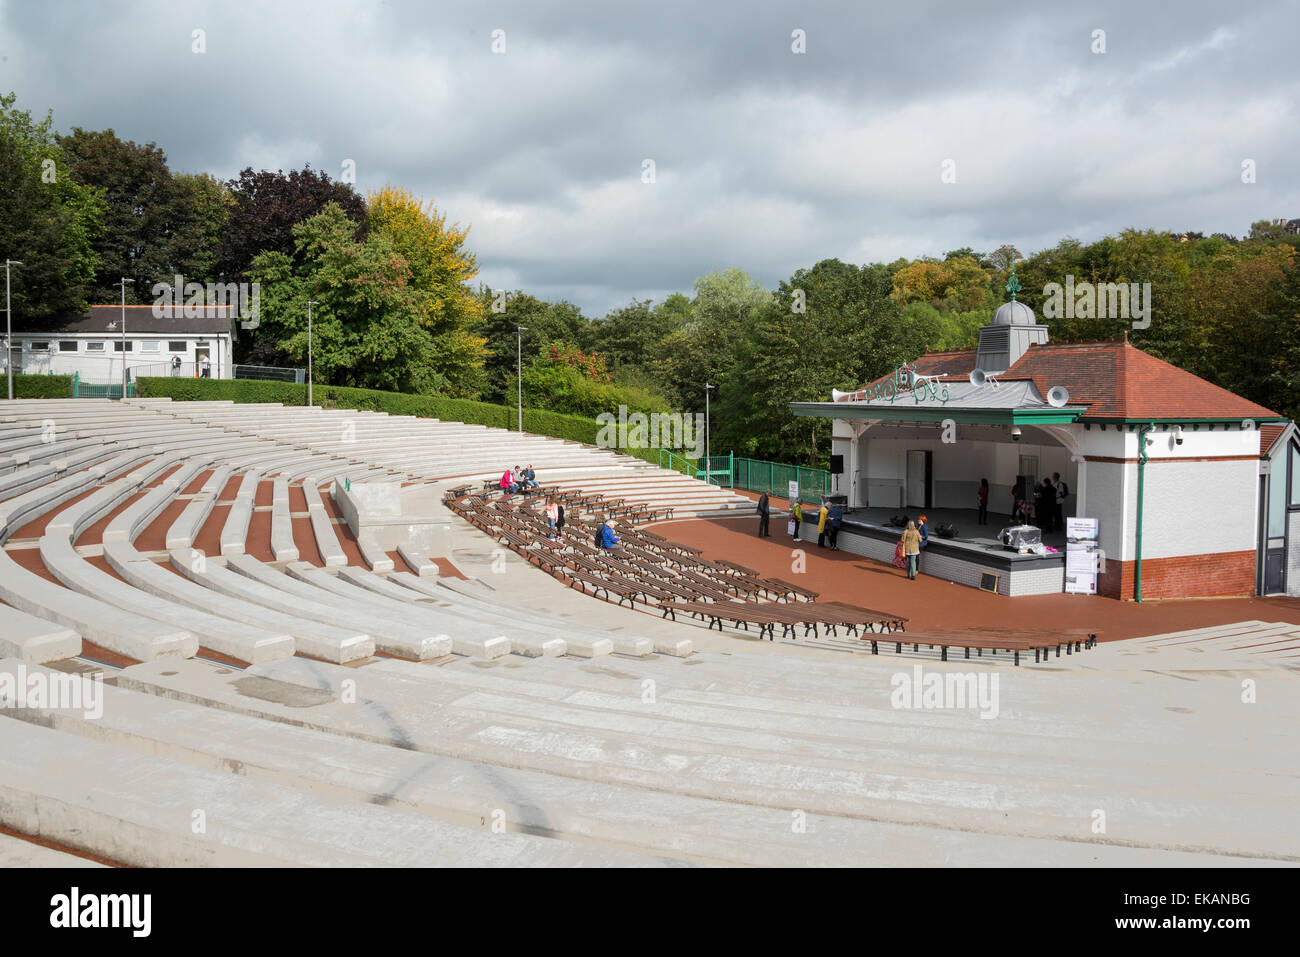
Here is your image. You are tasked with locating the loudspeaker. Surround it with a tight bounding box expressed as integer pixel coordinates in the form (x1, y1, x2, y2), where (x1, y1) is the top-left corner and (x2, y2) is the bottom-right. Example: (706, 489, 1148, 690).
(829, 454, 844, 475)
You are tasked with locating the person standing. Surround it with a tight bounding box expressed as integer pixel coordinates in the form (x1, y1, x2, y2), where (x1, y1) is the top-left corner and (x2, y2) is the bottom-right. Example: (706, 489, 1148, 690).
(544, 497, 559, 540)
(816, 502, 829, 547)
(977, 478, 989, 526)
(827, 503, 843, 550)
(171, 354, 182, 376)
(1012, 479, 1026, 524)
(901, 521, 922, 579)
(756, 489, 771, 537)
(916, 514, 929, 570)
(1033, 478, 1051, 529)
(1052, 472, 1068, 532)
(200, 354, 211, 378)
(791, 499, 803, 542)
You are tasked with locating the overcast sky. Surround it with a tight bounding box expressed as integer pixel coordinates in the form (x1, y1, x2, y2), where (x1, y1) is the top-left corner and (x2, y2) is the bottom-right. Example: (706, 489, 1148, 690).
(3, 0, 1297, 315)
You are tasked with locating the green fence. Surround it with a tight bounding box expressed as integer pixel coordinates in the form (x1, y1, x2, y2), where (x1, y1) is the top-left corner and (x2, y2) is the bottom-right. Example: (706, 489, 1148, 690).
(72, 373, 133, 399)
(732, 456, 831, 505)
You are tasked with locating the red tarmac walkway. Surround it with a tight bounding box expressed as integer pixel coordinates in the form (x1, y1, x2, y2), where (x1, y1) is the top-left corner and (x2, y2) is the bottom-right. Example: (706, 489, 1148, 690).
(653, 510, 1300, 642)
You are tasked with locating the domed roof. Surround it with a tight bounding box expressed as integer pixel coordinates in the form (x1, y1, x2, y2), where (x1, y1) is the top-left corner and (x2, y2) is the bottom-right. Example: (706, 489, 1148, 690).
(992, 300, 1037, 326)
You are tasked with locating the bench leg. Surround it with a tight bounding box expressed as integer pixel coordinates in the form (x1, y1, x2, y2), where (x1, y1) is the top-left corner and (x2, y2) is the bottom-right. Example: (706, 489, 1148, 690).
(871, 640, 878, 655)
(1066, 642, 1072, 655)
(1056, 644, 1061, 658)
(1014, 649, 1020, 666)
(896, 642, 902, 654)
(964, 647, 970, 659)
(941, 646, 947, 661)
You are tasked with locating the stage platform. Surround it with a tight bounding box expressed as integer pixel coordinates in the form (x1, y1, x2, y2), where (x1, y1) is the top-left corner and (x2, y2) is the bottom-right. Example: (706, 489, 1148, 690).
(794, 506, 1067, 597)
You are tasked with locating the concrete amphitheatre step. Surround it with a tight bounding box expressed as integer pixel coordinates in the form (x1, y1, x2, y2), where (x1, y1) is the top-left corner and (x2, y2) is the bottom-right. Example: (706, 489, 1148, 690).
(0, 831, 106, 868)
(0, 659, 1247, 867)
(0, 703, 665, 867)
(111, 655, 1298, 861)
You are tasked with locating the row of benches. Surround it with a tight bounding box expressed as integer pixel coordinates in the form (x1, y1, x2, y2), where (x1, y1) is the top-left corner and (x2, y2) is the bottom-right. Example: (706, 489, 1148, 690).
(447, 488, 910, 641)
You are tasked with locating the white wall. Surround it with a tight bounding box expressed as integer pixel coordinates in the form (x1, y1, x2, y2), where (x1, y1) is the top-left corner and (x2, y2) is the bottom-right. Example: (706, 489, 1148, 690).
(14, 335, 232, 381)
(1081, 425, 1259, 562)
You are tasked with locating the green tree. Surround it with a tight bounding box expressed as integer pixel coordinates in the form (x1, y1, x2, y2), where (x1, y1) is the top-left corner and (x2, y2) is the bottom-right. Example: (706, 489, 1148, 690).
(247, 203, 449, 394)
(0, 94, 104, 320)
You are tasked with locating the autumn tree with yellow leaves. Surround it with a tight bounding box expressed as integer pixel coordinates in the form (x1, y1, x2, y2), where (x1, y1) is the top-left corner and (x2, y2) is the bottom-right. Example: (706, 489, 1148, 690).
(367, 186, 487, 396)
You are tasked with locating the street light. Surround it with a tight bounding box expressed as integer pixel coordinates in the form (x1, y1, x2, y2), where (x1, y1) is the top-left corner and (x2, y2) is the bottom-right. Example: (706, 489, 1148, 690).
(704, 382, 715, 484)
(4, 259, 21, 401)
(516, 325, 528, 433)
(118, 278, 128, 399)
(306, 300, 319, 407)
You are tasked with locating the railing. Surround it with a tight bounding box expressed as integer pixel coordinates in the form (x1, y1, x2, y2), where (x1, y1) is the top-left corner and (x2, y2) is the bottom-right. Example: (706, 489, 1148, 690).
(697, 453, 734, 487)
(731, 456, 832, 505)
(657, 448, 698, 478)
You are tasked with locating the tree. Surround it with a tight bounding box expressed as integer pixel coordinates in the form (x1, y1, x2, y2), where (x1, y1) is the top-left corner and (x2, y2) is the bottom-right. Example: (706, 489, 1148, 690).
(479, 290, 593, 403)
(715, 259, 904, 465)
(215, 166, 366, 281)
(0, 94, 104, 320)
(247, 203, 449, 394)
(56, 127, 181, 302)
(982, 244, 1021, 271)
(167, 173, 232, 283)
(367, 185, 487, 396)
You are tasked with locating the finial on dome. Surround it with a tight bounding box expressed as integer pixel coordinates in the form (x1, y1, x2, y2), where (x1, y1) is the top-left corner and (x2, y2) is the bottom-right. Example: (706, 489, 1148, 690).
(1005, 260, 1021, 303)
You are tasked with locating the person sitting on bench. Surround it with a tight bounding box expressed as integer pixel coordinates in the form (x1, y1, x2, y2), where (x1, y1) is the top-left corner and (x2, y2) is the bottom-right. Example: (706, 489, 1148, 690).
(525, 464, 540, 489)
(597, 518, 623, 552)
(500, 468, 518, 495)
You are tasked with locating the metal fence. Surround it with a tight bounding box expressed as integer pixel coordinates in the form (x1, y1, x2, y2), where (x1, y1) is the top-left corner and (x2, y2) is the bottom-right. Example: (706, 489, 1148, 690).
(732, 456, 832, 505)
(233, 364, 305, 383)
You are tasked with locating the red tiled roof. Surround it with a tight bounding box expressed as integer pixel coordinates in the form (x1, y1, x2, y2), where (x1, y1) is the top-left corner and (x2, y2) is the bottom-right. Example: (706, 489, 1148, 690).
(1259, 424, 1287, 456)
(1008, 341, 1278, 420)
(845, 340, 1281, 421)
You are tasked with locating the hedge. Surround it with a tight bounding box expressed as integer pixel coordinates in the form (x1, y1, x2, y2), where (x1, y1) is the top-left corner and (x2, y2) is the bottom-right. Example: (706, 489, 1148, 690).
(6, 373, 76, 398)
(134, 377, 690, 469)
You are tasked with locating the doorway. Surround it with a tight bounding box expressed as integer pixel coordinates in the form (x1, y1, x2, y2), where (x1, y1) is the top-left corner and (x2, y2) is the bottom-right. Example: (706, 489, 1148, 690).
(906, 450, 931, 509)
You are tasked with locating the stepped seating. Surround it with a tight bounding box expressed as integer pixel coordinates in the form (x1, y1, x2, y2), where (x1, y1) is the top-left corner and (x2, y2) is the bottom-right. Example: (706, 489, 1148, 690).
(21, 648, 1276, 865)
(6, 397, 1267, 868)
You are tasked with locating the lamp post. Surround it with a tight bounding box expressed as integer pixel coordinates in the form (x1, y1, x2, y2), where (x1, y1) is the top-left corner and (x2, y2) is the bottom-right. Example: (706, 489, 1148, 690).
(4, 259, 21, 401)
(516, 325, 528, 433)
(118, 278, 128, 399)
(306, 300, 319, 407)
(704, 382, 715, 484)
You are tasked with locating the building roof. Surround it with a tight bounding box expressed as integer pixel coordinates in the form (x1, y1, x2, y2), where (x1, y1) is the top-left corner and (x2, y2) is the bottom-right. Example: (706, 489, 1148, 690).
(1260, 424, 1290, 456)
(20, 305, 234, 336)
(847, 339, 1281, 422)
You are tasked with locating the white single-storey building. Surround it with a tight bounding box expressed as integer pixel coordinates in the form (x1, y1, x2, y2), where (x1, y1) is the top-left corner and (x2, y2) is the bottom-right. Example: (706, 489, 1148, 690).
(792, 295, 1292, 601)
(4, 305, 235, 385)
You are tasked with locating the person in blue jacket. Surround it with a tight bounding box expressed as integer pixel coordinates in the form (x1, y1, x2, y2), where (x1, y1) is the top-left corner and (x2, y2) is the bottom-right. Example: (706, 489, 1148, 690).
(599, 520, 622, 551)
(917, 514, 930, 570)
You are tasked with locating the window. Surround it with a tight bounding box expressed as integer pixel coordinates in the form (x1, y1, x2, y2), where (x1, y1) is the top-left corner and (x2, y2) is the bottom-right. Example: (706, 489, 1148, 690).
(112, 341, 133, 351)
(140, 341, 160, 352)
(1290, 444, 1300, 507)
(168, 341, 187, 352)
(86, 342, 104, 351)
(29, 341, 49, 351)
(58, 341, 78, 352)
